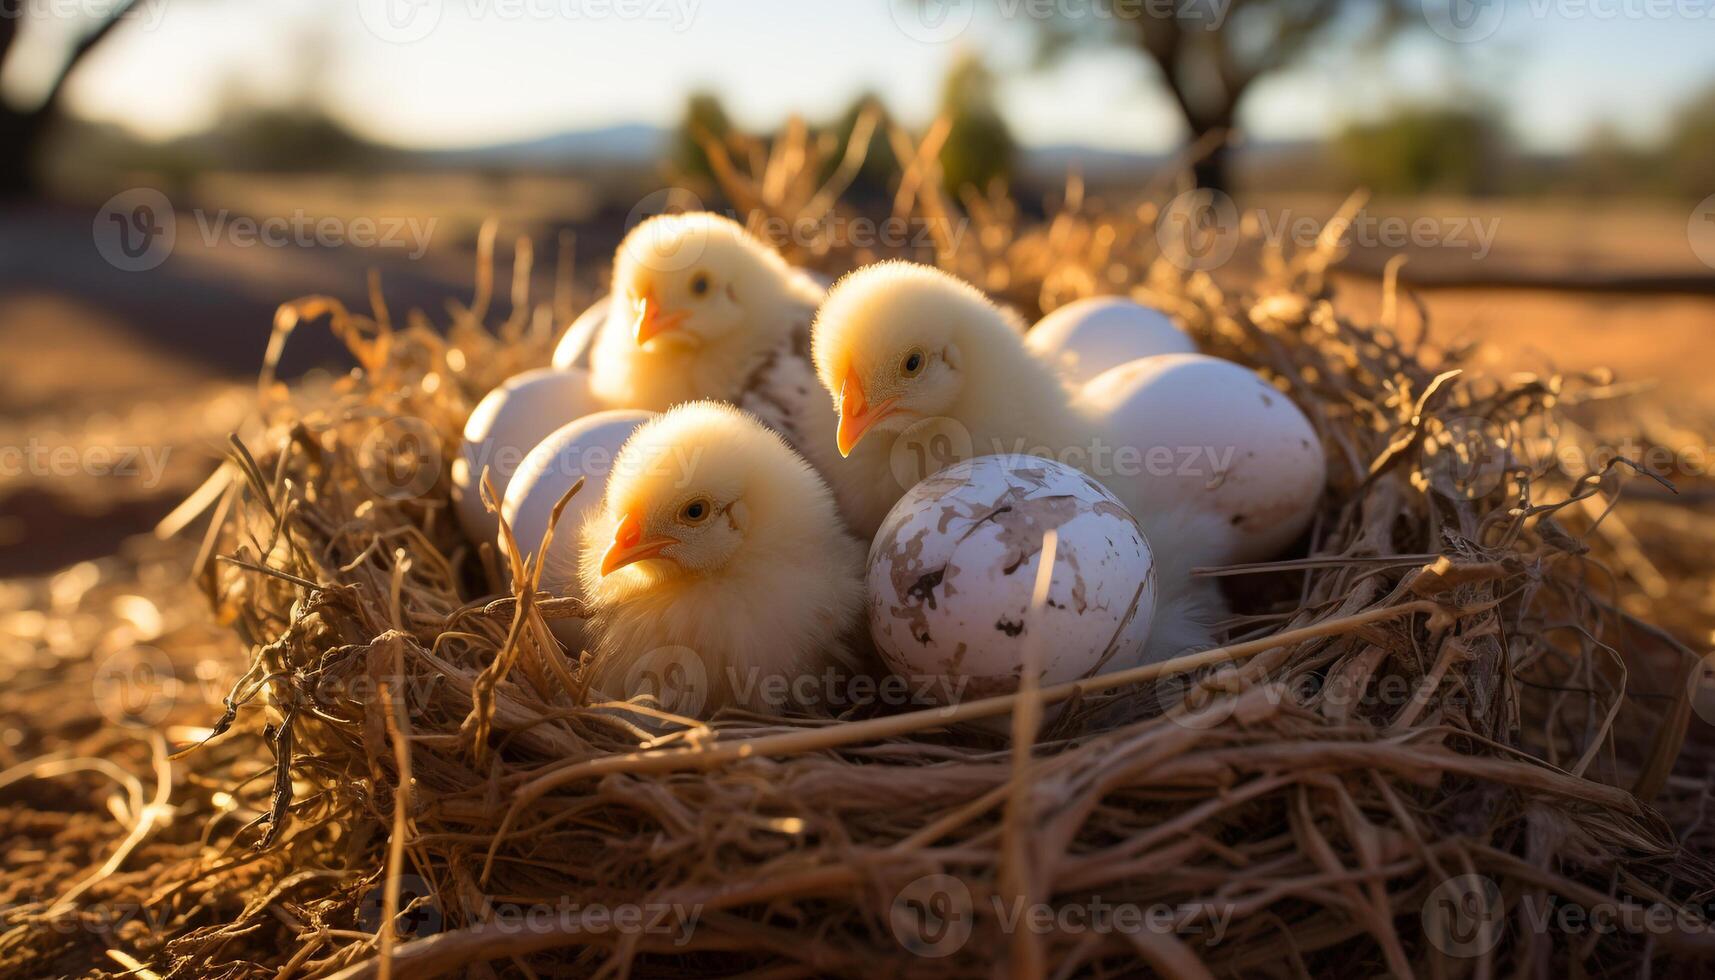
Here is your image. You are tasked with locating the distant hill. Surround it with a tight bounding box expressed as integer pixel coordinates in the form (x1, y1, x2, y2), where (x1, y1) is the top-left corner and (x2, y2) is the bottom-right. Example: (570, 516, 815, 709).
(420, 124, 667, 167)
(407, 126, 1337, 191)
(1020, 139, 1338, 191)
(404, 127, 1177, 187)
(1020, 143, 1164, 180)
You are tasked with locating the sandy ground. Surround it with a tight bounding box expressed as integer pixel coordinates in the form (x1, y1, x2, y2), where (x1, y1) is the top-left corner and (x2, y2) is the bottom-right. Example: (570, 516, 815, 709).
(1332, 276, 1715, 414)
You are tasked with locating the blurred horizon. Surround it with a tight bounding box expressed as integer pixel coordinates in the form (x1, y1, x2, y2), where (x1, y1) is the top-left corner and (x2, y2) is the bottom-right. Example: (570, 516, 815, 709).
(5, 0, 1715, 163)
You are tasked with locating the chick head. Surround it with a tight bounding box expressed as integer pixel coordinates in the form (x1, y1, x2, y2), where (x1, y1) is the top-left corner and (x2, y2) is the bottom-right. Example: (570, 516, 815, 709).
(587, 401, 831, 585)
(612, 212, 798, 350)
(812, 261, 1016, 456)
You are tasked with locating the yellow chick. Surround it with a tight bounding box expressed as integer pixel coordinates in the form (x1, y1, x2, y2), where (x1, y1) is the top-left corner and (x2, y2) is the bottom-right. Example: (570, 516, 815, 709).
(577, 401, 865, 714)
(563, 213, 840, 472)
(811, 262, 1245, 661)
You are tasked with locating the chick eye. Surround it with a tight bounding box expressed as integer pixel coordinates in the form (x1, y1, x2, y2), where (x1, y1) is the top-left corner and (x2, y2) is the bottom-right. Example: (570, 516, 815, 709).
(689, 272, 711, 297)
(678, 497, 713, 525)
(900, 348, 926, 378)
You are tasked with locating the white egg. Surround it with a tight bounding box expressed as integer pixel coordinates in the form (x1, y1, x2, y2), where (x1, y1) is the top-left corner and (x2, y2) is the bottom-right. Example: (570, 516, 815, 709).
(452, 367, 601, 548)
(1079, 353, 1324, 564)
(500, 410, 653, 643)
(1025, 296, 1196, 387)
(550, 293, 612, 372)
(866, 455, 1156, 705)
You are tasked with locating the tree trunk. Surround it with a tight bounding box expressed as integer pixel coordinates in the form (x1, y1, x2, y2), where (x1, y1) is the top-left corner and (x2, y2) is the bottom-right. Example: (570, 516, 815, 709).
(1190, 145, 1230, 197)
(1185, 111, 1235, 196)
(0, 0, 140, 200)
(0, 110, 46, 199)
(0, 12, 32, 199)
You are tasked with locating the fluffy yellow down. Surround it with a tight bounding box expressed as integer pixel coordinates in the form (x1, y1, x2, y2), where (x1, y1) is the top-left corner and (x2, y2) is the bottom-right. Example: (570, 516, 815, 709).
(577, 402, 864, 714)
(590, 212, 825, 411)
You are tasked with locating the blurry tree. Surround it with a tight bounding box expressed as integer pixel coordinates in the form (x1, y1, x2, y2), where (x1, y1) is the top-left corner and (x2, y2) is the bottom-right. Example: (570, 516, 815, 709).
(1569, 124, 1657, 197)
(1335, 105, 1504, 195)
(204, 105, 375, 172)
(198, 65, 374, 172)
(0, 0, 148, 197)
(1036, 0, 1410, 192)
(824, 92, 900, 198)
(1664, 85, 1715, 199)
(673, 91, 734, 180)
(936, 53, 1014, 195)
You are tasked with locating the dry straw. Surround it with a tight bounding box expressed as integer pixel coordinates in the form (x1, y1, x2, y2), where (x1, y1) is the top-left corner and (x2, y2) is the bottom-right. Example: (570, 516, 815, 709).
(64, 119, 1715, 977)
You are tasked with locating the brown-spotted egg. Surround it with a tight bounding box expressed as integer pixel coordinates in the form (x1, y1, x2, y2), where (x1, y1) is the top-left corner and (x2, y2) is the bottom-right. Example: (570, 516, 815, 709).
(865, 455, 1156, 705)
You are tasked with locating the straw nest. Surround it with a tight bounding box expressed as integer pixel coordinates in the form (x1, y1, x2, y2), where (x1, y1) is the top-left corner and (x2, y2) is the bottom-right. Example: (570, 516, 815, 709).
(145, 121, 1714, 977)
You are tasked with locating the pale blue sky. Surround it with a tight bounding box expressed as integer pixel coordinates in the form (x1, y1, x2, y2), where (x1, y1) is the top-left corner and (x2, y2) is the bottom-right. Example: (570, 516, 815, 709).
(8, 0, 1714, 153)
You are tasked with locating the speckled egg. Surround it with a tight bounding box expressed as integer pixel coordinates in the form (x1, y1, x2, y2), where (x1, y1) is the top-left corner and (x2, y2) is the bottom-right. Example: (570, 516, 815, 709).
(866, 455, 1157, 704)
(453, 367, 601, 548)
(1025, 296, 1196, 387)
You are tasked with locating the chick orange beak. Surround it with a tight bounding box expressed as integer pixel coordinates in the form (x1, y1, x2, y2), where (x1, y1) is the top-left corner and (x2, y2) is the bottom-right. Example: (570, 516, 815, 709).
(836, 368, 898, 457)
(631, 289, 688, 346)
(600, 512, 678, 576)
